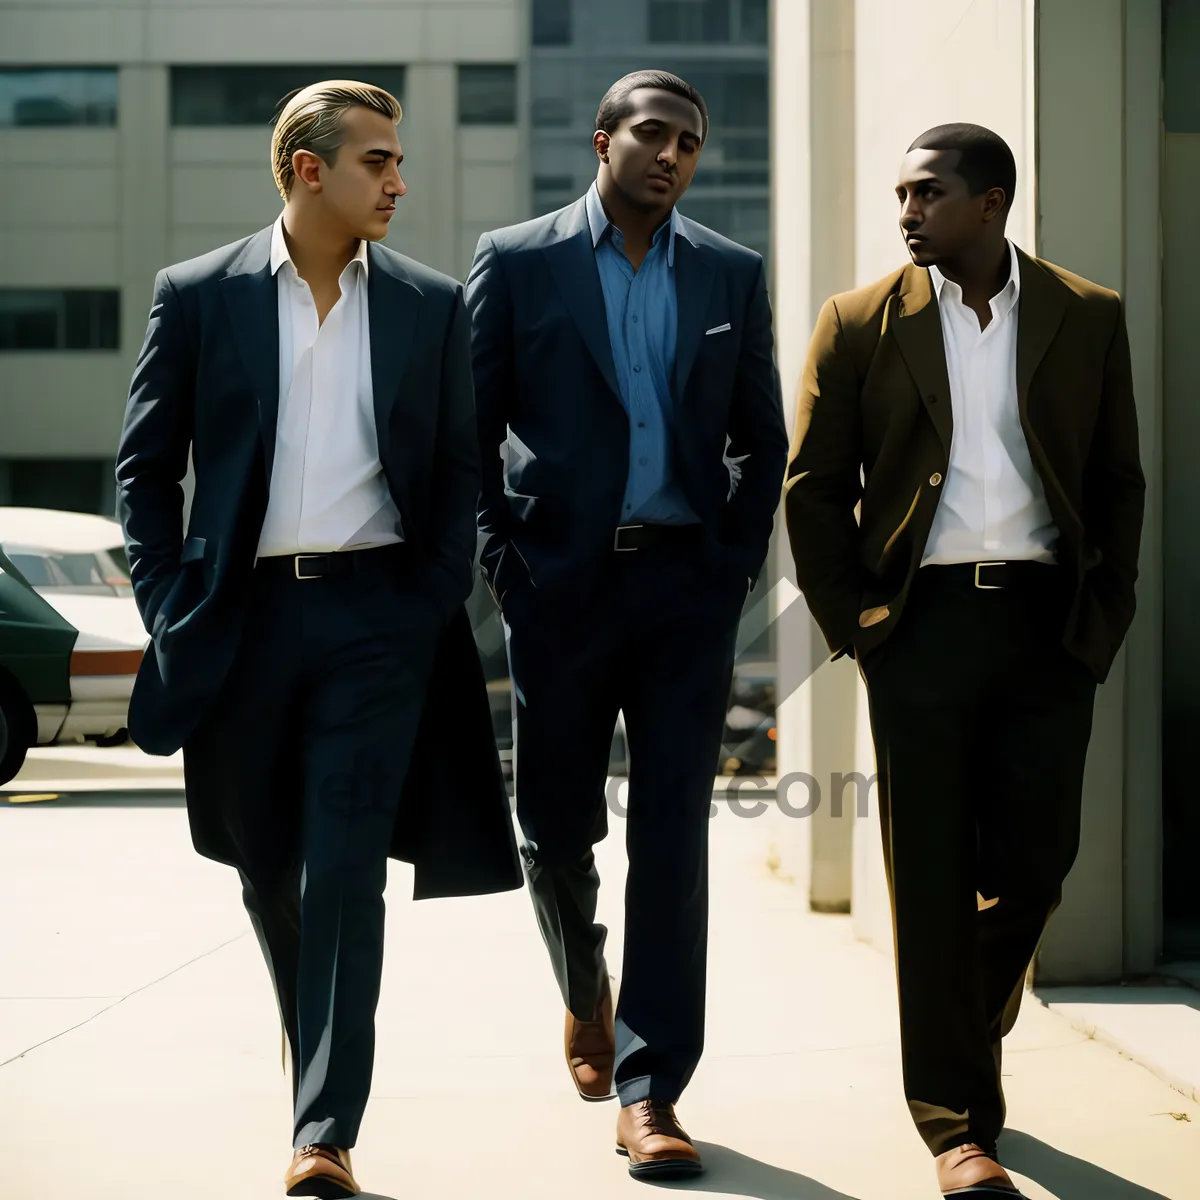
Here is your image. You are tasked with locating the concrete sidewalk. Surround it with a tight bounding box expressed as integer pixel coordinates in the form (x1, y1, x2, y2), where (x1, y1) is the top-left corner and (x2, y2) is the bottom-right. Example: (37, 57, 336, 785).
(1, 793, 1198, 1199)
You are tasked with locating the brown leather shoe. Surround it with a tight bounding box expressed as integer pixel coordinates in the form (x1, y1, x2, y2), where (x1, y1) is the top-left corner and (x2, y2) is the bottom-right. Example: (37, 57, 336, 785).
(285, 1144, 360, 1198)
(616, 1099, 704, 1179)
(564, 976, 615, 1101)
(936, 1143, 1024, 1196)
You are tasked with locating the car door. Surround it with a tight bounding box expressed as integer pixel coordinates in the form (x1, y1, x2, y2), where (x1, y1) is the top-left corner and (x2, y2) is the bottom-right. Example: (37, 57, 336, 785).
(0, 549, 77, 709)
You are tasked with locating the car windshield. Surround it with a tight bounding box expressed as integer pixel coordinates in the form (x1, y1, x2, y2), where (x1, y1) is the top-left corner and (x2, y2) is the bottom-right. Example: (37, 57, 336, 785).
(2, 545, 132, 596)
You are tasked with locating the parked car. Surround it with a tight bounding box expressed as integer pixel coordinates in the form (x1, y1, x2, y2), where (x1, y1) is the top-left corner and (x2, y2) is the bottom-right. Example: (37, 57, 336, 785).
(719, 661, 777, 776)
(0, 548, 79, 783)
(0, 507, 146, 752)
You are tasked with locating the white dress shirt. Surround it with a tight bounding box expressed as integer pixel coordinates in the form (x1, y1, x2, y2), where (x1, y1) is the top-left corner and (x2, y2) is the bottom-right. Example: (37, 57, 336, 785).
(256, 215, 403, 558)
(921, 241, 1058, 566)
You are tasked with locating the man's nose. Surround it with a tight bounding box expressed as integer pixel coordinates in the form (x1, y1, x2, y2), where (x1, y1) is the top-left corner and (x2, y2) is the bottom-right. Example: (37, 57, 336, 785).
(657, 142, 678, 168)
(388, 169, 407, 198)
(900, 200, 922, 230)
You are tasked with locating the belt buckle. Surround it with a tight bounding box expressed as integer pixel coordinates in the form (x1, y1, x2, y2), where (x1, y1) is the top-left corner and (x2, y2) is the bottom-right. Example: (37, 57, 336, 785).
(294, 554, 323, 580)
(614, 524, 643, 552)
(974, 561, 1005, 590)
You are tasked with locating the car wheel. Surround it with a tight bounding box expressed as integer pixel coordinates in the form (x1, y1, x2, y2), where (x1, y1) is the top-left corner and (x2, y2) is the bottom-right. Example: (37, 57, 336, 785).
(0, 673, 35, 787)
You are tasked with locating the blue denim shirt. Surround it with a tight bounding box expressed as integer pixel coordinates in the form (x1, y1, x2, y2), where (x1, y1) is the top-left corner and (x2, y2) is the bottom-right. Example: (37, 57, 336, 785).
(585, 183, 700, 526)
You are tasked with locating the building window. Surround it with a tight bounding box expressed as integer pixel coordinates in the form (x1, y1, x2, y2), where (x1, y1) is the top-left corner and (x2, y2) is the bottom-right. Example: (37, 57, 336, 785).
(649, 0, 730, 42)
(0, 69, 118, 128)
(532, 61, 573, 128)
(533, 0, 572, 46)
(458, 65, 517, 125)
(648, 0, 767, 44)
(533, 174, 575, 216)
(0, 291, 119, 351)
(170, 66, 407, 127)
(0, 459, 116, 516)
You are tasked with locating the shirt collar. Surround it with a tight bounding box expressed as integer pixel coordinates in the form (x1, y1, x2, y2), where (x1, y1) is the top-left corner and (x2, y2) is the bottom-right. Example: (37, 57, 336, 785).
(929, 238, 1020, 314)
(585, 181, 679, 267)
(270, 213, 369, 279)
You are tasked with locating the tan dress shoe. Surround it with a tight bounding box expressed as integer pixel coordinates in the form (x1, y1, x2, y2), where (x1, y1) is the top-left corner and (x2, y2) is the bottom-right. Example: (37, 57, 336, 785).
(936, 1143, 1023, 1196)
(564, 977, 615, 1101)
(616, 1099, 704, 1179)
(285, 1144, 360, 1198)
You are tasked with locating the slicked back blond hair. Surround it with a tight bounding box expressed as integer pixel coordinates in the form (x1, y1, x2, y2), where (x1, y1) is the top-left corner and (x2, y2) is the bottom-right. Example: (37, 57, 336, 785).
(271, 80, 402, 200)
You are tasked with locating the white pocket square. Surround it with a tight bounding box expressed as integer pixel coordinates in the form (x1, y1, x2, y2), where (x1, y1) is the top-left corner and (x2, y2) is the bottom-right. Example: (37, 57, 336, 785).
(705, 323, 732, 335)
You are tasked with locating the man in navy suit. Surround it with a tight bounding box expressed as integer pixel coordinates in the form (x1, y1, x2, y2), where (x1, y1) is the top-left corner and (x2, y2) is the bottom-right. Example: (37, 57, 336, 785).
(116, 80, 519, 1198)
(466, 70, 788, 1179)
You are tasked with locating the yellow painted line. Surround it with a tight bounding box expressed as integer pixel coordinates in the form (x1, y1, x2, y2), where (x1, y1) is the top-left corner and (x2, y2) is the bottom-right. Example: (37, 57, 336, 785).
(5, 793, 60, 804)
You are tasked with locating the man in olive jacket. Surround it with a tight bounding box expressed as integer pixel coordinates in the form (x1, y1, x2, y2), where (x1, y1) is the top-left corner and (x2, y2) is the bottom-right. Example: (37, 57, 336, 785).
(785, 124, 1144, 1198)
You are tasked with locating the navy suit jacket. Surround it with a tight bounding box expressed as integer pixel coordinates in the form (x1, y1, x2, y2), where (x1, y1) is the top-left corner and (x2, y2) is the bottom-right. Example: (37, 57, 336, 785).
(115, 224, 521, 900)
(465, 196, 788, 607)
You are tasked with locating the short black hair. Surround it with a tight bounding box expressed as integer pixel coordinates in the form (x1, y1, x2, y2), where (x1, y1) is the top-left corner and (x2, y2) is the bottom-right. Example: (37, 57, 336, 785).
(907, 123, 1017, 209)
(596, 70, 708, 145)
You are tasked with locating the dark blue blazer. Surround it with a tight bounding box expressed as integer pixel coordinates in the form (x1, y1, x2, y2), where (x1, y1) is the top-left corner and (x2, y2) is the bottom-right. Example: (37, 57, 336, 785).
(115, 225, 521, 900)
(465, 195, 788, 606)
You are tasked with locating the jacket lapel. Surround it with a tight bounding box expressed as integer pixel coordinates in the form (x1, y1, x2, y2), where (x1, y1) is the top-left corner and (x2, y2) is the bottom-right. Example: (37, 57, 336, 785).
(367, 243, 419, 448)
(542, 200, 621, 399)
(1014, 247, 1068, 424)
(889, 264, 953, 455)
(219, 228, 280, 478)
(673, 233, 715, 401)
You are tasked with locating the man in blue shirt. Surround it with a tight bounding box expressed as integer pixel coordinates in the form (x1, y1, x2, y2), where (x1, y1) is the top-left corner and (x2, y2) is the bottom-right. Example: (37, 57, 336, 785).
(466, 70, 787, 1180)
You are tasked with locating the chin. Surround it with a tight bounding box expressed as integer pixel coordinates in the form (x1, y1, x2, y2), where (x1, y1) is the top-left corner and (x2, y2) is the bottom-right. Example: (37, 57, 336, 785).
(907, 245, 939, 268)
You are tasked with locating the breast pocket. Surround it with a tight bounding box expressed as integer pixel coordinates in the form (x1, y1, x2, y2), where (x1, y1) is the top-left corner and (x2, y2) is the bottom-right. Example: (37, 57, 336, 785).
(692, 322, 740, 393)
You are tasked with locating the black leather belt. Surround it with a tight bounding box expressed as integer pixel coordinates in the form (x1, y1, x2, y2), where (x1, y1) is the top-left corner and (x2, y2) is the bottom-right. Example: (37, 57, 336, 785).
(255, 542, 408, 581)
(612, 523, 704, 552)
(918, 560, 1061, 591)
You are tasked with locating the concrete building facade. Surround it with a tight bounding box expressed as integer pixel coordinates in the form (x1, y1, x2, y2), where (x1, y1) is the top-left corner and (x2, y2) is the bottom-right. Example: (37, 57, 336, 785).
(771, 0, 1196, 983)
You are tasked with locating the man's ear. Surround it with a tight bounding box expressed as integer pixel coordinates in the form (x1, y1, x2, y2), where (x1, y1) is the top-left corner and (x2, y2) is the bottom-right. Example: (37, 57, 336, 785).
(593, 129, 611, 164)
(292, 149, 324, 192)
(981, 185, 1009, 223)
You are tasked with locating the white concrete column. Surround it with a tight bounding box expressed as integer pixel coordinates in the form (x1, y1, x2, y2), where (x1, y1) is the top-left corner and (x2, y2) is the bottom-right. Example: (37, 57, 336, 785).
(1033, 0, 1164, 982)
(114, 66, 171, 460)
(769, 0, 860, 912)
(391, 64, 459, 278)
(119, 65, 170, 343)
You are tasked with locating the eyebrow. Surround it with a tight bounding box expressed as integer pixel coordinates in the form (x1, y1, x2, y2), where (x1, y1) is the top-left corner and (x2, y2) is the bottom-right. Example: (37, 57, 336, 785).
(365, 147, 403, 163)
(895, 176, 944, 192)
(630, 118, 702, 140)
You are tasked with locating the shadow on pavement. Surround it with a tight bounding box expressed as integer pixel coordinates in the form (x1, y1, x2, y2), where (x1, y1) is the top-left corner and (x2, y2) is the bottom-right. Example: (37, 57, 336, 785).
(0, 791, 184, 808)
(1001, 1129, 1174, 1199)
(639, 1142, 862, 1199)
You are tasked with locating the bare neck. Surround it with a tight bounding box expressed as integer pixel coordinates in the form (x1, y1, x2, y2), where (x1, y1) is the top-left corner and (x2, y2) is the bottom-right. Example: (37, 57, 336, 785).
(935, 237, 1011, 310)
(595, 175, 671, 262)
(279, 205, 361, 288)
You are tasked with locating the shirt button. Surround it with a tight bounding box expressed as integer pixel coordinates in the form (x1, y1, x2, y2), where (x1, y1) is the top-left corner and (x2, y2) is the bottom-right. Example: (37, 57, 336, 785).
(929, 472, 943, 486)
(639, 457, 648, 466)
(637, 422, 646, 429)
(633, 365, 641, 373)
(632, 315, 639, 323)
